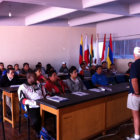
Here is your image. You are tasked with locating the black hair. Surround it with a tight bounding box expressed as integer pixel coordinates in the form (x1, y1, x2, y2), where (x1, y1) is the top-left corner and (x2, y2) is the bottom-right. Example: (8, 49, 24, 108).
(128, 62, 132, 66)
(26, 71, 36, 79)
(69, 66, 77, 74)
(14, 64, 19, 67)
(80, 62, 85, 68)
(102, 61, 107, 65)
(23, 63, 29, 67)
(36, 64, 41, 69)
(48, 70, 56, 77)
(34, 67, 41, 73)
(7, 65, 13, 69)
(96, 65, 102, 71)
(7, 68, 14, 73)
(0, 62, 4, 65)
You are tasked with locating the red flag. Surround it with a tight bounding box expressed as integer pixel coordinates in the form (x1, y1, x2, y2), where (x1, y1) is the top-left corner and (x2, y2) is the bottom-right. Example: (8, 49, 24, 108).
(84, 35, 90, 64)
(101, 34, 106, 62)
(110, 34, 113, 52)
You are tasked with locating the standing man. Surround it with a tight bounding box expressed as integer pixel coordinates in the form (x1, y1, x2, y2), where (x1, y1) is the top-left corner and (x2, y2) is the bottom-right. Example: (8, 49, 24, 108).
(127, 47, 140, 140)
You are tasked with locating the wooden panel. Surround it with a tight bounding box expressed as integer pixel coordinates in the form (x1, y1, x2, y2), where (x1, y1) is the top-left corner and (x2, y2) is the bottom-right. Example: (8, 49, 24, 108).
(61, 102, 106, 140)
(106, 92, 131, 129)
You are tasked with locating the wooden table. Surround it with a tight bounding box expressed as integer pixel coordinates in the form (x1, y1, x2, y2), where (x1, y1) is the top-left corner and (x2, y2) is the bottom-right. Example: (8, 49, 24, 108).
(38, 83, 131, 140)
(0, 87, 19, 128)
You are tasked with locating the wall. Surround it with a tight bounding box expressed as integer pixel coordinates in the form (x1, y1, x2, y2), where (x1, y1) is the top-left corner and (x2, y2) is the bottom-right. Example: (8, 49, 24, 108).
(0, 26, 95, 71)
(96, 17, 140, 72)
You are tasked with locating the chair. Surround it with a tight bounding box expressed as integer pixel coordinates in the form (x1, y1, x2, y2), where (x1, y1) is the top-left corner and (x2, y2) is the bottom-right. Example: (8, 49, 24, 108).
(0, 96, 6, 140)
(19, 101, 30, 140)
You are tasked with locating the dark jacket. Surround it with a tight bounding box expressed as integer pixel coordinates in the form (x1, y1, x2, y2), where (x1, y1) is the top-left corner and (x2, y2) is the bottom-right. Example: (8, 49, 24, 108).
(0, 75, 20, 87)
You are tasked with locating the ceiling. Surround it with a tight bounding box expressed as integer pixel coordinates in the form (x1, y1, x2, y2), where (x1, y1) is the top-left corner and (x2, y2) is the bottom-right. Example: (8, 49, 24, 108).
(0, 0, 139, 26)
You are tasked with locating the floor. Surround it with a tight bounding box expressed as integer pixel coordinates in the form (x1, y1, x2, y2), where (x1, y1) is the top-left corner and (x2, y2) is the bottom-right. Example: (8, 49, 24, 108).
(0, 119, 134, 140)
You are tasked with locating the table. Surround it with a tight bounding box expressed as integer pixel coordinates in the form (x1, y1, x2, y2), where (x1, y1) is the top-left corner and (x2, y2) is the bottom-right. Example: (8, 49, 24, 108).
(0, 87, 19, 128)
(38, 83, 131, 140)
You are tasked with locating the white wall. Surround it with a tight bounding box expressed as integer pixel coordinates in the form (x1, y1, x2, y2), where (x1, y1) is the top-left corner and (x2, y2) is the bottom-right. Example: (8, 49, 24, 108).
(96, 17, 140, 72)
(0, 26, 95, 71)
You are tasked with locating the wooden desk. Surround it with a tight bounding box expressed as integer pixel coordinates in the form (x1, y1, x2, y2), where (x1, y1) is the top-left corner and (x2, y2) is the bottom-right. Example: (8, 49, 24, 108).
(0, 87, 18, 128)
(39, 83, 131, 140)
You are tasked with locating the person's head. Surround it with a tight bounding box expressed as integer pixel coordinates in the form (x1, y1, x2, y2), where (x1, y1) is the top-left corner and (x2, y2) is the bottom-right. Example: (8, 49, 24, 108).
(14, 64, 19, 71)
(26, 71, 37, 85)
(36, 64, 41, 69)
(62, 62, 66, 68)
(83, 61, 87, 66)
(128, 62, 132, 69)
(7, 68, 15, 79)
(96, 65, 102, 75)
(37, 62, 42, 67)
(46, 64, 52, 69)
(23, 63, 29, 71)
(80, 62, 86, 70)
(48, 70, 58, 82)
(69, 66, 77, 79)
(134, 47, 140, 61)
(102, 61, 107, 69)
(35, 67, 42, 77)
(7, 65, 13, 69)
(110, 64, 115, 69)
(0, 62, 4, 70)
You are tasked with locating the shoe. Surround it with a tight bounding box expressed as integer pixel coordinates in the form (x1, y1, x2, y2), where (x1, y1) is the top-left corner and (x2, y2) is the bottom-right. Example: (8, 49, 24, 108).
(126, 137, 140, 140)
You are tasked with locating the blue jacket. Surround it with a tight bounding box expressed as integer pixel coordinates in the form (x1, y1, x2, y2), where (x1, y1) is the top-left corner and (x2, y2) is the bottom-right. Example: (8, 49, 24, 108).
(92, 72, 108, 86)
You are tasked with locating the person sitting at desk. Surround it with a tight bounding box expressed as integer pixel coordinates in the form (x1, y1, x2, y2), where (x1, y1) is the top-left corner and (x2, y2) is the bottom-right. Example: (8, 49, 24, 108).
(126, 62, 133, 76)
(92, 65, 108, 87)
(90, 64, 96, 76)
(20, 63, 32, 77)
(79, 62, 90, 78)
(35, 67, 47, 83)
(102, 61, 109, 74)
(45, 70, 68, 94)
(59, 62, 69, 73)
(66, 66, 87, 92)
(2, 64, 13, 76)
(14, 64, 20, 75)
(109, 64, 117, 74)
(18, 71, 46, 137)
(36, 62, 46, 75)
(0, 68, 20, 116)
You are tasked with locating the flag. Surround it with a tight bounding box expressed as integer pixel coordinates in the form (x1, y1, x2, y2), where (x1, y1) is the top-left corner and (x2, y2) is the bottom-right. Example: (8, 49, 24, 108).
(90, 34, 94, 66)
(79, 35, 83, 65)
(107, 34, 113, 69)
(84, 35, 90, 64)
(101, 34, 106, 62)
(96, 34, 100, 65)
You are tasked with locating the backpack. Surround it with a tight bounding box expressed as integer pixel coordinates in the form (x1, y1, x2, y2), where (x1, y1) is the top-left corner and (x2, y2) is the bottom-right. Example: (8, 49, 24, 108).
(40, 127, 55, 140)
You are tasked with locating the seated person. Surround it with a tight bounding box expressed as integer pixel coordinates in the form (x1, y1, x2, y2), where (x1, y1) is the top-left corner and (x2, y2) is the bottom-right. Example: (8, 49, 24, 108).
(20, 63, 32, 77)
(35, 67, 47, 83)
(90, 64, 96, 75)
(37, 62, 46, 75)
(79, 61, 89, 72)
(18, 71, 46, 137)
(46, 64, 55, 74)
(14, 64, 20, 75)
(79, 62, 89, 77)
(2, 64, 13, 76)
(0, 68, 19, 87)
(102, 61, 109, 74)
(45, 70, 68, 94)
(66, 66, 87, 92)
(59, 62, 69, 73)
(109, 64, 117, 74)
(0, 62, 6, 78)
(92, 65, 108, 87)
(125, 62, 132, 76)
(0, 68, 20, 114)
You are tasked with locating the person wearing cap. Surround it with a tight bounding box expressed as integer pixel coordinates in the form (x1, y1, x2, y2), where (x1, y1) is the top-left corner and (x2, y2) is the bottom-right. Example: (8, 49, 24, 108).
(59, 62, 69, 73)
(127, 47, 140, 140)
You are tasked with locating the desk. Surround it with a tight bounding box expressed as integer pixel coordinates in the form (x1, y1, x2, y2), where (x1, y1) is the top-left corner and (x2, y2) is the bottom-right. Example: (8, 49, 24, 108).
(0, 87, 19, 128)
(38, 83, 131, 140)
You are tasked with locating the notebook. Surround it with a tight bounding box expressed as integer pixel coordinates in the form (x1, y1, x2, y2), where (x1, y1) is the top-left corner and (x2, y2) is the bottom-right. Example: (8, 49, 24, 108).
(72, 92, 89, 96)
(46, 96, 69, 103)
(89, 88, 101, 92)
(10, 85, 20, 88)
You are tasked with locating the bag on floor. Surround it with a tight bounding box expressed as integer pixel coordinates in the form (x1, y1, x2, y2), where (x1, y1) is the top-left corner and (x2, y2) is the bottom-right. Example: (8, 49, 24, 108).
(40, 127, 55, 140)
